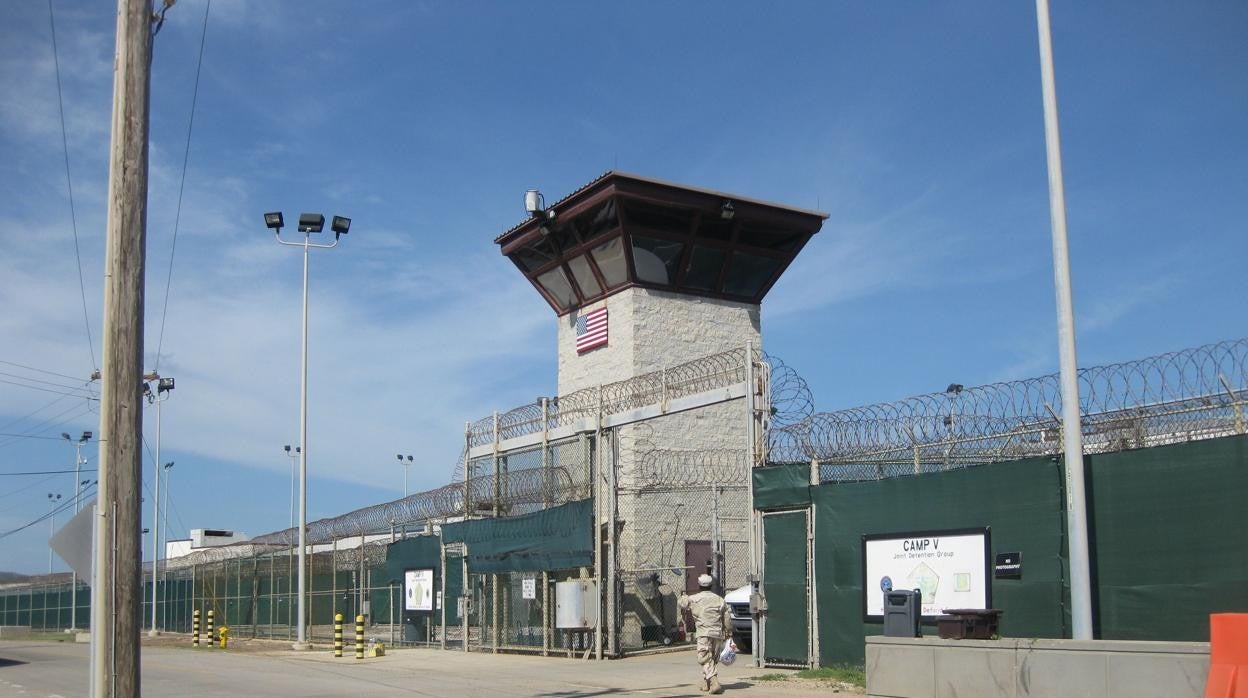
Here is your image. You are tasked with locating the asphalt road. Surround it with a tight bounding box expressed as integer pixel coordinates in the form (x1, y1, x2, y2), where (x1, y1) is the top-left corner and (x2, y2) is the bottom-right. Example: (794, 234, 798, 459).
(0, 640, 843, 697)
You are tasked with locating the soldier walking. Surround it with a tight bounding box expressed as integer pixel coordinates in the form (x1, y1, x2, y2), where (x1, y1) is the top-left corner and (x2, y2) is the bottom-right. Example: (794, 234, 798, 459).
(678, 573, 732, 694)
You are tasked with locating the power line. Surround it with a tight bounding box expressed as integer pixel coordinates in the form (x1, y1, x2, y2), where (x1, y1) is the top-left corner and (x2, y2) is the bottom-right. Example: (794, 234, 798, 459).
(0, 468, 98, 476)
(0, 391, 76, 436)
(0, 360, 88, 383)
(0, 377, 99, 400)
(0, 370, 96, 393)
(0, 401, 97, 450)
(0, 481, 96, 541)
(0, 473, 61, 504)
(46, 0, 97, 373)
(154, 0, 212, 372)
(0, 433, 78, 441)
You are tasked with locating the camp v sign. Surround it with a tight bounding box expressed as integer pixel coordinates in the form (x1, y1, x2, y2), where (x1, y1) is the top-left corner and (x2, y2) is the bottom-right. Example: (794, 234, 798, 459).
(862, 527, 991, 619)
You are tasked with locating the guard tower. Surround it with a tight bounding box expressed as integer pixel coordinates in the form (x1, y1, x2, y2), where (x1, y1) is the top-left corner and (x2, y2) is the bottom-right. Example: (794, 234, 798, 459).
(496, 172, 826, 649)
(496, 171, 826, 395)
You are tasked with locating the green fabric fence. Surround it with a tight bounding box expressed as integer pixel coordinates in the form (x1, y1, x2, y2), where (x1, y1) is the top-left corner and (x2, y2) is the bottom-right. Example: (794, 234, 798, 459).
(756, 434, 1248, 667)
(441, 498, 593, 573)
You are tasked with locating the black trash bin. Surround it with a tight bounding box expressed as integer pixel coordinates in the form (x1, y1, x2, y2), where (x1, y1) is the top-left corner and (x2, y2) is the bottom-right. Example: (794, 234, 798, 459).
(883, 589, 922, 637)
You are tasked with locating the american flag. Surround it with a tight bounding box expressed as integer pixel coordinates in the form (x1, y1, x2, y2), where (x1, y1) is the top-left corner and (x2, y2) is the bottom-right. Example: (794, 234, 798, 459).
(575, 307, 608, 353)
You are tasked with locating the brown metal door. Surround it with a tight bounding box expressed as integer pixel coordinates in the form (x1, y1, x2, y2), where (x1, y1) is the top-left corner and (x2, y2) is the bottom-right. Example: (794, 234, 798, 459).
(684, 540, 713, 594)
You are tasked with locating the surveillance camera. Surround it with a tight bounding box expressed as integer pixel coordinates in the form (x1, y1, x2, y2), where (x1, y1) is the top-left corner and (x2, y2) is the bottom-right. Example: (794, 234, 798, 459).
(524, 189, 544, 215)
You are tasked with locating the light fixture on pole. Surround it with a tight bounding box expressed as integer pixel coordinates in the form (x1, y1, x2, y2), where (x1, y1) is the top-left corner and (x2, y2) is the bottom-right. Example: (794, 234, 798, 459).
(266, 210, 351, 650)
(396, 454, 414, 497)
(144, 372, 174, 637)
(61, 431, 91, 630)
(47, 492, 62, 574)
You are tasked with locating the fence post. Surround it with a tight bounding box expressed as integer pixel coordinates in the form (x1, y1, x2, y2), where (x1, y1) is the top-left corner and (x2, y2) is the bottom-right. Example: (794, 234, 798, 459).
(355, 613, 365, 659)
(1220, 375, 1245, 434)
(334, 613, 343, 657)
(331, 538, 338, 632)
(744, 341, 762, 667)
(593, 386, 604, 661)
(463, 421, 472, 518)
(542, 570, 549, 656)
(541, 398, 550, 509)
(461, 556, 469, 653)
(439, 542, 447, 651)
(607, 429, 619, 658)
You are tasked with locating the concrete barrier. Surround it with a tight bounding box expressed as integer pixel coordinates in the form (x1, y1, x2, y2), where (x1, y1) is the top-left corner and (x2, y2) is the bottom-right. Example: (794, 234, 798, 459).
(866, 635, 1209, 698)
(0, 626, 32, 638)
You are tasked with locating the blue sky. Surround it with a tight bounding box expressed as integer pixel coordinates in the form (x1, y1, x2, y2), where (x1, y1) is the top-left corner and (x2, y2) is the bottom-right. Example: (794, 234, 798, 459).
(1, 1, 1244, 573)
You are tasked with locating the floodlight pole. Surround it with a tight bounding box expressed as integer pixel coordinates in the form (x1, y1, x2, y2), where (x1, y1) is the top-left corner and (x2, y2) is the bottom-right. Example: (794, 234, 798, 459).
(1036, 0, 1093, 640)
(272, 223, 341, 650)
(145, 376, 171, 637)
(65, 432, 90, 630)
(48, 493, 62, 574)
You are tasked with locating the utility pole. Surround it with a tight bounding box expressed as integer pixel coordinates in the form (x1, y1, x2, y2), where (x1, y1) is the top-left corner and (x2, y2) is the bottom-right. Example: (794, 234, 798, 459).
(92, 0, 152, 694)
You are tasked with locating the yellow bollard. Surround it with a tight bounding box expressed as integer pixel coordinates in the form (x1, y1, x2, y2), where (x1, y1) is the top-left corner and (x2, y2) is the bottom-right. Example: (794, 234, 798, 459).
(206, 609, 215, 650)
(218, 626, 229, 649)
(355, 614, 365, 660)
(334, 613, 343, 658)
(192, 609, 200, 648)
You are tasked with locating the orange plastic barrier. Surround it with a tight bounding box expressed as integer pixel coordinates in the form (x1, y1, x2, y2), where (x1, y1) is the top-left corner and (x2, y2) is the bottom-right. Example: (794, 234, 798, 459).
(1205, 614, 1248, 698)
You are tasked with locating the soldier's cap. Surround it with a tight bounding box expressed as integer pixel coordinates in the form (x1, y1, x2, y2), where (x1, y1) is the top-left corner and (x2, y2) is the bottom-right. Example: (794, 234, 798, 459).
(698, 574, 713, 588)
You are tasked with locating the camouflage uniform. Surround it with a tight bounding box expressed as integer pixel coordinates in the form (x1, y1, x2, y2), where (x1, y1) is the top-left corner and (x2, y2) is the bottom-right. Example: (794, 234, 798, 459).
(678, 589, 732, 693)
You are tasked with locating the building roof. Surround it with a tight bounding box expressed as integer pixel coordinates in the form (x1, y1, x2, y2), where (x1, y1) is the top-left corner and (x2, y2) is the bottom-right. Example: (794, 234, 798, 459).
(495, 171, 828, 315)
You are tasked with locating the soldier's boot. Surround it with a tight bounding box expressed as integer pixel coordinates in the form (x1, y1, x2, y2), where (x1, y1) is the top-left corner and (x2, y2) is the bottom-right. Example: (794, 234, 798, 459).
(699, 676, 709, 692)
(709, 677, 724, 694)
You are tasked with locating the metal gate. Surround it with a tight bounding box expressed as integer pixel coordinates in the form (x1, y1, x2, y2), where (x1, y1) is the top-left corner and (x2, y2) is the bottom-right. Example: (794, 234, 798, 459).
(761, 508, 812, 668)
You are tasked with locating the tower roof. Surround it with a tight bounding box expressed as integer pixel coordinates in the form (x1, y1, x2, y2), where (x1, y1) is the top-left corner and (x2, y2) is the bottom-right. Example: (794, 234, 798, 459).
(496, 171, 828, 315)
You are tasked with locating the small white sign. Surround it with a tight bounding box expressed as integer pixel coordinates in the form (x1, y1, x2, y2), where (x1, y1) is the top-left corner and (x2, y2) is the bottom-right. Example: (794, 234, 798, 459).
(405, 568, 434, 611)
(522, 578, 537, 600)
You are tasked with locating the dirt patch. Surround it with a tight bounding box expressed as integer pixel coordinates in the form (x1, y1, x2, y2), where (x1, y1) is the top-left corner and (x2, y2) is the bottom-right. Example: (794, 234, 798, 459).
(749, 675, 866, 695)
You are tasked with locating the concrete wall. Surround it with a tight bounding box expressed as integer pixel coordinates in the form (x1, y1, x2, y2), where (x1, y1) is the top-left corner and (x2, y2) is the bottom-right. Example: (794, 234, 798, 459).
(556, 287, 760, 396)
(865, 636, 1210, 698)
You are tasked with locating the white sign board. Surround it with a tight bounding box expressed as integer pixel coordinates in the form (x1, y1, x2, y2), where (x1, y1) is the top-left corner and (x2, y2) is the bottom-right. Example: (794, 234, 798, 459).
(405, 568, 434, 612)
(862, 528, 990, 619)
(522, 577, 536, 600)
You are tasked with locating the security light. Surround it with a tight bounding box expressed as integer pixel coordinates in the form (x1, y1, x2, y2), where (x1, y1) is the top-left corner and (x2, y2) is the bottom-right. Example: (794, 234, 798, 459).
(158, 377, 175, 393)
(264, 212, 284, 230)
(945, 383, 964, 395)
(396, 454, 402, 462)
(81, 431, 92, 441)
(285, 445, 291, 453)
(297, 213, 324, 233)
(62, 432, 72, 441)
(720, 200, 735, 220)
(331, 216, 351, 235)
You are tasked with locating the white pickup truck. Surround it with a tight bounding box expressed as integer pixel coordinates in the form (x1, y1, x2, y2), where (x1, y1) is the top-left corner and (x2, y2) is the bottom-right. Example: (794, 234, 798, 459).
(724, 584, 752, 652)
